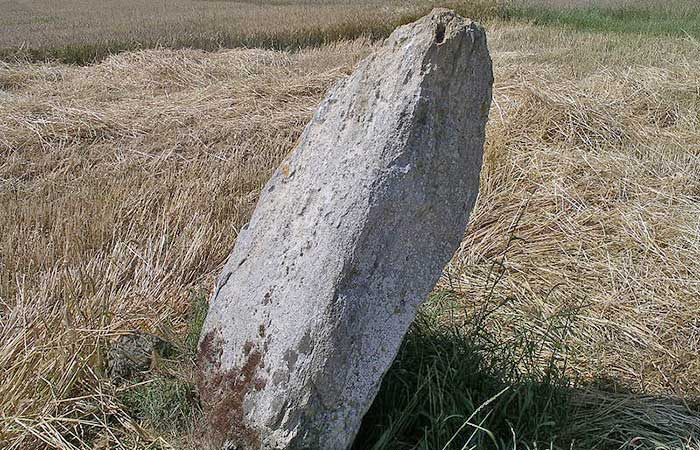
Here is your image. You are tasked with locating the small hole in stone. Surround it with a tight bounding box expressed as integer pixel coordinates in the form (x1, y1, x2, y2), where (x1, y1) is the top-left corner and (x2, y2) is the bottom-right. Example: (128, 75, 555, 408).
(435, 23, 446, 44)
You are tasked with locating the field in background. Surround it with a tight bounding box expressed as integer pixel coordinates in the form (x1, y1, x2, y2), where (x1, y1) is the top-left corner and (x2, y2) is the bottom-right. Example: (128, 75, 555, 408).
(508, 0, 700, 37)
(2, 0, 700, 64)
(0, 0, 500, 64)
(2, 0, 700, 449)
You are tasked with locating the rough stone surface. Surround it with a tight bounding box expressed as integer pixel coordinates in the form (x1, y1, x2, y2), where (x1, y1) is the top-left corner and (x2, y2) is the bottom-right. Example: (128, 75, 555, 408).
(197, 9, 493, 450)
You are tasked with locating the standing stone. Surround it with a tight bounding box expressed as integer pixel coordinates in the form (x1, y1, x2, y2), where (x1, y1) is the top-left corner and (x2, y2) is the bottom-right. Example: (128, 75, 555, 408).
(197, 9, 493, 450)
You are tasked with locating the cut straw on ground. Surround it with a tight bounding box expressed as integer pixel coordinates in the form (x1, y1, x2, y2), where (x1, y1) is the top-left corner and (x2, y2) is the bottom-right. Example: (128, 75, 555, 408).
(1, 13, 700, 450)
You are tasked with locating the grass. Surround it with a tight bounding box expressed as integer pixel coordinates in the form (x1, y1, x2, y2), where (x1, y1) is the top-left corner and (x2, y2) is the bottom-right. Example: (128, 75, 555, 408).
(2, 1, 700, 449)
(353, 292, 575, 450)
(0, 0, 503, 65)
(360, 288, 700, 450)
(508, 0, 700, 38)
(3, 0, 700, 65)
(119, 376, 198, 435)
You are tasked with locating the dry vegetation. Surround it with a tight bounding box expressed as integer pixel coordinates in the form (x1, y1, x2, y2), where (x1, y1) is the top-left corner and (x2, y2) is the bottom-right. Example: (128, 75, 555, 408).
(2, 1, 700, 449)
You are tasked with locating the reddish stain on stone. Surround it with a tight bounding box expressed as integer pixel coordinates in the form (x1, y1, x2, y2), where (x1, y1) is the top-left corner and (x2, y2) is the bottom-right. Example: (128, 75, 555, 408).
(254, 376, 267, 391)
(197, 333, 267, 450)
(197, 328, 223, 370)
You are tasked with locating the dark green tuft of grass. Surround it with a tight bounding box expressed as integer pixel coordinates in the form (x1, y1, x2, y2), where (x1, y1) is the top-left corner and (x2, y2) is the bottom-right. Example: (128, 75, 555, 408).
(353, 291, 575, 450)
(118, 293, 207, 435)
(184, 292, 209, 356)
(119, 376, 199, 433)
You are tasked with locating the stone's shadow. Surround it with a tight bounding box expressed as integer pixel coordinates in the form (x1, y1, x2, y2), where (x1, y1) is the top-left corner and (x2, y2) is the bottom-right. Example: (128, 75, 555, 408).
(352, 313, 700, 450)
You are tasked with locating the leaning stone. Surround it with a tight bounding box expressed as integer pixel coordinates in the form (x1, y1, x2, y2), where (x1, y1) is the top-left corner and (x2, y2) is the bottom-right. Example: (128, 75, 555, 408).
(197, 8, 493, 450)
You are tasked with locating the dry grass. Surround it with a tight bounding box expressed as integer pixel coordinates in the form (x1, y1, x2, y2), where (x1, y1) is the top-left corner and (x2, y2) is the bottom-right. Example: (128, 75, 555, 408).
(0, 40, 373, 448)
(1, 10, 700, 450)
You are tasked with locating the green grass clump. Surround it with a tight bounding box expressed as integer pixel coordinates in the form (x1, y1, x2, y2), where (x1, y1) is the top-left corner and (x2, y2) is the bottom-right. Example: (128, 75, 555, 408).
(118, 295, 207, 436)
(507, 2, 700, 38)
(353, 292, 574, 450)
(183, 293, 209, 356)
(119, 376, 198, 433)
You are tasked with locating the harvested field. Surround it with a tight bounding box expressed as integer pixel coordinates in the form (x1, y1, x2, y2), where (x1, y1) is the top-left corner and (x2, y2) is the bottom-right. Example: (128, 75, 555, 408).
(1, 1, 700, 449)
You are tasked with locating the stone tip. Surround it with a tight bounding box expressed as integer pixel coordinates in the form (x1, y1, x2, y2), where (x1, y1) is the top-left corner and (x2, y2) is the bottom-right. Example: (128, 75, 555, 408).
(419, 8, 485, 47)
(427, 7, 476, 24)
(384, 8, 487, 53)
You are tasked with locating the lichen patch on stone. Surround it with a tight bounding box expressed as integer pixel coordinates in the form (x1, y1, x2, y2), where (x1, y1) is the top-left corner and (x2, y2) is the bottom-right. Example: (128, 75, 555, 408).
(198, 336, 267, 449)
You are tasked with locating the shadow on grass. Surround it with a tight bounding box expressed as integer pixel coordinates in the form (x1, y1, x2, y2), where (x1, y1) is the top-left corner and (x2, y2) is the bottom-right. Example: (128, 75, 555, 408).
(353, 296, 572, 450)
(118, 292, 700, 449)
(353, 292, 700, 450)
